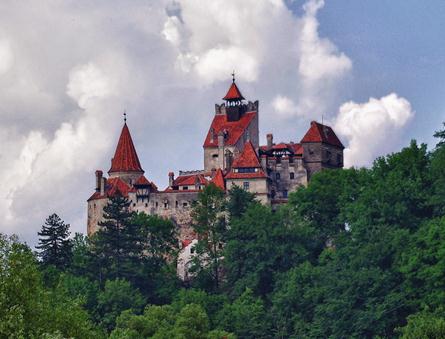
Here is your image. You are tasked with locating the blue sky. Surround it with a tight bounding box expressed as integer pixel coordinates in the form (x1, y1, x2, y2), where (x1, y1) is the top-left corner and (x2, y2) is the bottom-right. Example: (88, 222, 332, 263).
(315, 0, 445, 145)
(0, 0, 443, 243)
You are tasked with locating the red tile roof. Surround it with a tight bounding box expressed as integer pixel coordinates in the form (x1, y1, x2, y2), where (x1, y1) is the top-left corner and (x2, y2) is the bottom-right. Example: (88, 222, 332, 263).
(225, 141, 267, 179)
(223, 82, 245, 100)
(87, 177, 133, 201)
(173, 174, 208, 187)
(300, 121, 344, 148)
(225, 170, 267, 179)
(203, 111, 256, 148)
(109, 123, 144, 173)
(106, 177, 132, 197)
(232, 141, 261, 168)
(211, 168, 225, 190)
(134, 175, 158, 191)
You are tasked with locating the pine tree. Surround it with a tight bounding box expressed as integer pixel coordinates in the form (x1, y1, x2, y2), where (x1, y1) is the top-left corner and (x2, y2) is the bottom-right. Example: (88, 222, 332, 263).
(36, 213, 72, 269)
(92, 193, 139, 281)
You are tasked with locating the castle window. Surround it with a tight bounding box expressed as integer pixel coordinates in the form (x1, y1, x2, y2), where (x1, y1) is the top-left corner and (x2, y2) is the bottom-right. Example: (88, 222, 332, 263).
(276, 173, 281, 180)
(283, 190, 288, 198)
(289, 157, 294, 164)
(145, 203, 148, 207)
(190, 247, 195, 254)
(212, 154, 218, 158)
(133, 203, 136, 207)
(276, 157, 281, 164)
(183, 202, 188, 208)
(290, 172, 295, 180)
(243, 182, 250, 190)
(238, 168, 255, 173)
(176, 201, 179, 208)
(164, 202, 168, 209)
(155, 202, 158, 208)
(183, 186, 189, 190)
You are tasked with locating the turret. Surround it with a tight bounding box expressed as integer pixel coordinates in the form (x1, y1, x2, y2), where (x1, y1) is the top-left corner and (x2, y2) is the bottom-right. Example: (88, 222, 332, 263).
(108, 117, 144, 184)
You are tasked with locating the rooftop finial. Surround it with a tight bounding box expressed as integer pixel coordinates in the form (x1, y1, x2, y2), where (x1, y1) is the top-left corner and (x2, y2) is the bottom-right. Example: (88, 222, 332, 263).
(232, 70, 235, 83)
(123, 110, 127, 123)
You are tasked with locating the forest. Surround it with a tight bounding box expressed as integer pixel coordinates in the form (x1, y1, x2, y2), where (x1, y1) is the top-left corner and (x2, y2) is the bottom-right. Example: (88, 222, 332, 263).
(1, 124, 445, 338)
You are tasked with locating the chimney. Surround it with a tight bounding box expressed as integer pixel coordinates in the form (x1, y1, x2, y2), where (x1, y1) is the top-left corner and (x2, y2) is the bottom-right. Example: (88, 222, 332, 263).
(267, 133, 273, 150)
(95, 170, 103, 192)
(168, 172, 175, 187)
(100, 177, 106, 196)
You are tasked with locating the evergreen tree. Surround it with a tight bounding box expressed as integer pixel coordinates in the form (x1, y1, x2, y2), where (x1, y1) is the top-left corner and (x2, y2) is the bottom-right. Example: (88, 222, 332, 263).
(36, 213, 72, 270)
(191, 184, 227, 290)
(226, 185, 256, 219)
(91, 193, 137, 282)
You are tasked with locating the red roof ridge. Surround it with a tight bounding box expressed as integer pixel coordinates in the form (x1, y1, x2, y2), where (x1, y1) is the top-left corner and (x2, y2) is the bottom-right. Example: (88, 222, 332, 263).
(109, 123, 144, 173)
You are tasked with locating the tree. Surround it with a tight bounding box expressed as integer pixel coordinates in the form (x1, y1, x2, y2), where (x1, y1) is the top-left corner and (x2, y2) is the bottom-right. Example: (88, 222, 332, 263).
(96, 278, 146, 332)
(0, 233, 102, 338)
(226, 185, 256, 219)
(91, 194, 138, 281)
(191, 184, 227, 290)
(36, 213, 72, 269)
(224, 203, 313, 297)
(217, 288, 269, 339)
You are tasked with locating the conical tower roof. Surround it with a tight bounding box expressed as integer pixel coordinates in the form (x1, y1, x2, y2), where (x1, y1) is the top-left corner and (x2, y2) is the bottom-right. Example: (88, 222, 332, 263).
(223, 81, 245, 101)
(109, 123, 144, 174)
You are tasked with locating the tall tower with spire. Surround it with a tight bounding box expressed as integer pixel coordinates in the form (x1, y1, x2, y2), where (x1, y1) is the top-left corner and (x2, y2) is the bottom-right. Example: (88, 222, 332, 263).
(203, 76, 259, 172)
(108, 119, 144, 185)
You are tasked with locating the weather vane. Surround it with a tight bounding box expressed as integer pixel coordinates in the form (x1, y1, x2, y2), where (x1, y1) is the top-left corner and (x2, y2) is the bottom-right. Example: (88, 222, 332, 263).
(123, 110, 127, 123)
(232, 70, 235, 83)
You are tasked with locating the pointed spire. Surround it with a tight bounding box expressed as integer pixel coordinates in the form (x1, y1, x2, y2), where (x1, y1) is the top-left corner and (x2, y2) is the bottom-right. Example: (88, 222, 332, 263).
(223, 72, 245, 101)
(109, 123, 144, 174)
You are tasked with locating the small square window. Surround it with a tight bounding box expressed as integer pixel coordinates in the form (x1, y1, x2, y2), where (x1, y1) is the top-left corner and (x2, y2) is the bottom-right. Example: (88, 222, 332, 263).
(290, 172, 295, 180)
(243, 182, 250, 190)
(276, 173, 281, 180)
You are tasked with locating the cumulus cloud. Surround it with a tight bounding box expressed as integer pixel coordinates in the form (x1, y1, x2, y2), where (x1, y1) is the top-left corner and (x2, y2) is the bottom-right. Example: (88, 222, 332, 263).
(334, 93, 414, 167)
(272, 95, 299, 116)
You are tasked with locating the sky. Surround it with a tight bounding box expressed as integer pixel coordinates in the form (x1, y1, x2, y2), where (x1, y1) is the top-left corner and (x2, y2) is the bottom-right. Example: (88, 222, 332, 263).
(0, 0, 444, 245)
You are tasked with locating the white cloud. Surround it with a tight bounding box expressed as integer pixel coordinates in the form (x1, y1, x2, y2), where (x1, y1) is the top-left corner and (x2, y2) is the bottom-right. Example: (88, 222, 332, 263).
(334, 93, 414, 167)
(272, 95, 299, 116)
(67, 63, 116, 109)
(0, 39, 13, 74)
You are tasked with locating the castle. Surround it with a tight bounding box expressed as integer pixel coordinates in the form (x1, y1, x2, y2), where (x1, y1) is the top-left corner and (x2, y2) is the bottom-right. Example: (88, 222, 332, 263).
(87, 77, 344, 248)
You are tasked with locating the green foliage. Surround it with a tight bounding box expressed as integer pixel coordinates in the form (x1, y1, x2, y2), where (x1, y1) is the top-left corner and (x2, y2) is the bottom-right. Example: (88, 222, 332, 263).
(227, 185, 256, 219)
(398, 309, 445, 339)
(92, 194, 137, 282)
(0, 234, 102, 338)
(36, 213, 72, 269)
(111, 303, 234, 339)
(217, 288, 269, 338)
(96, 278, 145, 332)
(224, 203, 313, 297)
(191, 184, 227, 290)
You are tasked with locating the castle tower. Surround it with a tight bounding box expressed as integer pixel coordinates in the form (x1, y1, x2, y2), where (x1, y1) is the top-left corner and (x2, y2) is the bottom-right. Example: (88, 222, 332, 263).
(300, 121, 344, 178)
(203, 74, 259, 172)
(108, 121, 144, 185)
